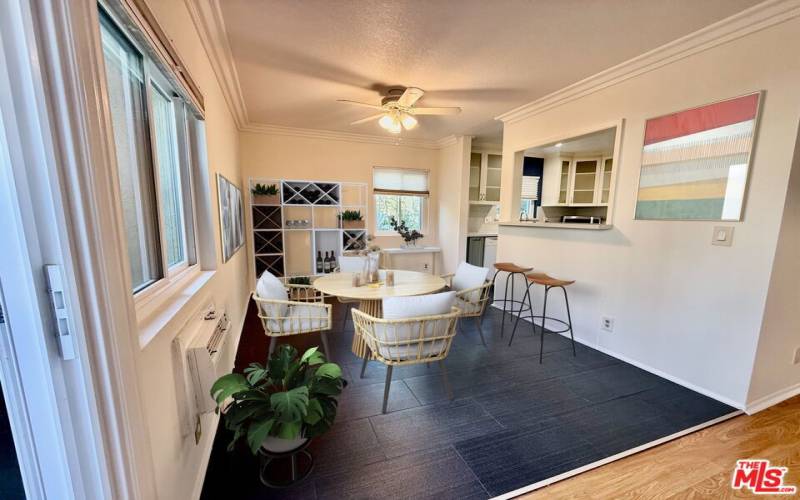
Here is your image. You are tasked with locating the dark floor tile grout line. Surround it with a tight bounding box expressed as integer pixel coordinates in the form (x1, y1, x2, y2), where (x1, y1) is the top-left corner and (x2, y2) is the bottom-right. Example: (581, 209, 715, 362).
(450, 444, 493, 499)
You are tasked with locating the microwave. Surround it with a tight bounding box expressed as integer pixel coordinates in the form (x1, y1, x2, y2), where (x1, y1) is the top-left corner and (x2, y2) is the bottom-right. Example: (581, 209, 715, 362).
(561, 215, 603, 224)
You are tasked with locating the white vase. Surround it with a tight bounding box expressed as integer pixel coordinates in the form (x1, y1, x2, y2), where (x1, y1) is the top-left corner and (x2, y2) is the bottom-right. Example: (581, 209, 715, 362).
(261, 435, 308, 454)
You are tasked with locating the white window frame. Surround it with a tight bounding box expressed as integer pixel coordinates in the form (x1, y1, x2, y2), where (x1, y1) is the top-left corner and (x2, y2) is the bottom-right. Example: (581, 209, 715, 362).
(98, 6, 202, 311)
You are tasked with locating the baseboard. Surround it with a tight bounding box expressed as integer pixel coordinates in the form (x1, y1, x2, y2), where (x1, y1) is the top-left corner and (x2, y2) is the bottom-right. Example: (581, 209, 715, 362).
(491, 410, 742, 500)
(488, 304, 745, 410)
(745, 382, 800, 415)
(190, 299, 249, 500)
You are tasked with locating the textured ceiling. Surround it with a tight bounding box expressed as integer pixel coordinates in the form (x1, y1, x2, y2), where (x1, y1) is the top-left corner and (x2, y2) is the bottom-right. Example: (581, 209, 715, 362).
(219, 0, 760, 142)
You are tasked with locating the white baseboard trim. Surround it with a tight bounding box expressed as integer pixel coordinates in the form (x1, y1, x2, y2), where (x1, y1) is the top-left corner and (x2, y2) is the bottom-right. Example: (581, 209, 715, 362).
(745, 382, 800, 415)
(491, 410, 742, 500)
(487, 303, 745, 410)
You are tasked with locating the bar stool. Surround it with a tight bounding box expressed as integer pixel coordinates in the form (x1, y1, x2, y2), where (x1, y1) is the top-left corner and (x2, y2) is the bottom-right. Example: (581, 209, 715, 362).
(509, 272, 576, 363)
(492, 262, 533, 338)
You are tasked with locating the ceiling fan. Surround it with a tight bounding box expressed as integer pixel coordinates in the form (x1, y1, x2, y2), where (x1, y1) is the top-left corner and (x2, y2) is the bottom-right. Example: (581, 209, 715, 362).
(338, 87, 461, 134)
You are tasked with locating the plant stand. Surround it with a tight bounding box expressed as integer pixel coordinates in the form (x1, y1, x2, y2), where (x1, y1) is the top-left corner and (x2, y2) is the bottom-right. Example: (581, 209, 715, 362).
(257, 439, 314, 488)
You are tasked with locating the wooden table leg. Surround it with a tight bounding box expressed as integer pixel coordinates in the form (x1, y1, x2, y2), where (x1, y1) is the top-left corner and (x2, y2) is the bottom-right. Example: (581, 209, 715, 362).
(351, 299, 382, 358)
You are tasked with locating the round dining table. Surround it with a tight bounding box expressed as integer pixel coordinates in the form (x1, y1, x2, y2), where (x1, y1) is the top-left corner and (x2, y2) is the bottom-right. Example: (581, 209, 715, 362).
(313, 269, 447, 357)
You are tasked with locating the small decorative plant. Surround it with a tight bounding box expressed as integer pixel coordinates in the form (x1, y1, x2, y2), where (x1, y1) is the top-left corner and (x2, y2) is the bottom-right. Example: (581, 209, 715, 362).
(339, 209, 365, 229)
(287, 276, 311, 285)
(210, 345, 346, 454)
(251, 183, 279, 204)
(389, 216, 423, 245)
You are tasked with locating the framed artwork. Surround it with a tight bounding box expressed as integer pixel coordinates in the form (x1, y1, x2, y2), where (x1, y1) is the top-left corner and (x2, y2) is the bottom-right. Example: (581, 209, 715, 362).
(635, 92, 762, 220)
(217, 174, 245, 262)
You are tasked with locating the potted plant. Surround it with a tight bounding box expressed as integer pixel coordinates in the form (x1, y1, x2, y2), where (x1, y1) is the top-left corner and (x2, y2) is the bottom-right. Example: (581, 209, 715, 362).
(388, 216, 423, 247)
(210, 345, 346, 455)
(339, 209, 365, 229)
(252, 183, 279, 205)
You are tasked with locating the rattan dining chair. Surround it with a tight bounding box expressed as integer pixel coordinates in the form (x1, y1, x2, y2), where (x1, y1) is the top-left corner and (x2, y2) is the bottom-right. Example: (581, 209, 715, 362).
(352, 302, 460, 414)
(252, 275, 332, 357)
(442, 262, 492, 346)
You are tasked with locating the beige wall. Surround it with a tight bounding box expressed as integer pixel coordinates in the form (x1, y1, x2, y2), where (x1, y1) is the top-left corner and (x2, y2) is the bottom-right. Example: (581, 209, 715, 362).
(239, 131, 441, 278)
(747, 122, 800, 407)
(133, 2, 249, 499)
(498, 16, 800, 407)
(437, 137, 472, 274)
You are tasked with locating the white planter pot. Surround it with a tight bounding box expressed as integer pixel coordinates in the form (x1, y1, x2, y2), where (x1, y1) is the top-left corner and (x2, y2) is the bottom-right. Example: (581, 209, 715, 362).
(261, 435, 308, 454)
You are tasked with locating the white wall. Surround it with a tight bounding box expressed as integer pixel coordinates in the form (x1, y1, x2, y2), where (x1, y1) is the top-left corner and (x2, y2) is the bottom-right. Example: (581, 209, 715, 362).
(238, 131, 441, 276)
(498, 15, 800, 407)
(131, 2, 249, 499)
(746, 122, 800, 407)
(437, 136, 472, 274)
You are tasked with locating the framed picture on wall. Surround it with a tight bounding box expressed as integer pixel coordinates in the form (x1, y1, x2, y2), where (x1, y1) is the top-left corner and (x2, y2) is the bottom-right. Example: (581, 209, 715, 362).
(217, 174, 245, 262)
(634, 91, 762, 221)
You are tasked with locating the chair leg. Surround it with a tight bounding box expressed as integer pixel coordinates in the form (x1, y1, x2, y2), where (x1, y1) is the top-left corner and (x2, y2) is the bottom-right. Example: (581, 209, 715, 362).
(360, 350, 369, 378)
(320, 331, 331, 361)
(268, 337, 277, 357)
(509, 284, 531, 347)
(562, 286, 577, 357)
(540, 286, 549, 364)
(476, 317, 487, 346)
(382, 366, 394, 414)
(500, 272, 511, 338)
(440, 361, 453, 400)
(508, 273, 516, 323)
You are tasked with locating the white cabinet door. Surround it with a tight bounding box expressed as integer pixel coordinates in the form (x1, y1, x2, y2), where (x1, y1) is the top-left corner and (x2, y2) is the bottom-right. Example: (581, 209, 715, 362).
(569, 158, 601, 206)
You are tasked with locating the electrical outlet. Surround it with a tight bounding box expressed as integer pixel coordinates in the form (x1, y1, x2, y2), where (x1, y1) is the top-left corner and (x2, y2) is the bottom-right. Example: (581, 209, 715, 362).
(793, 347, 800, 365)
(601, 316, 615, 332)
(423, 263, 429, 270)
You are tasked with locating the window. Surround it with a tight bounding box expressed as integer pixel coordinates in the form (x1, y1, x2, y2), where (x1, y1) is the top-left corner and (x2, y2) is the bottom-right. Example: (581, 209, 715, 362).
(99, 11, 199, 294)
(373, 167, 428, 234)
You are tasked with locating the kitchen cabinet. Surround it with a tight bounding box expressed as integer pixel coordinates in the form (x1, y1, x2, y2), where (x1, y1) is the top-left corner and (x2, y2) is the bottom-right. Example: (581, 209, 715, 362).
(469, 151, 502, 203)
(554, 156, 613, 206)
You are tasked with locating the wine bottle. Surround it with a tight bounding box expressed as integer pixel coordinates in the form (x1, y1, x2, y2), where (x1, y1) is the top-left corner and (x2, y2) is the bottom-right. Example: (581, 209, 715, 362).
(316, 251, 323, 274)
(330, 251, 337, 271)
(323, 252, 331, 273)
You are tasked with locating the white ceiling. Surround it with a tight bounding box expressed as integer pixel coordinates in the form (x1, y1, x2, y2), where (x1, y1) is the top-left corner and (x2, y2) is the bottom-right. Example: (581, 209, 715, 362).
(526, 127, 617, 156)
(218, 0, 760, 142)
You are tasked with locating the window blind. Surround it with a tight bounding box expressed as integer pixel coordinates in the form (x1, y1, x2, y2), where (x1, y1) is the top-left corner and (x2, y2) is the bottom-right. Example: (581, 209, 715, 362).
(373, 167, 429, 196)
(521, 175, 540, 200)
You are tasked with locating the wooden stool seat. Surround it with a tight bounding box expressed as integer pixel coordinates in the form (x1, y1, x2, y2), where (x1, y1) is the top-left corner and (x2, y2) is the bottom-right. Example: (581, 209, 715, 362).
(526, 272, 575, 288)
(494, 262, 533, 274)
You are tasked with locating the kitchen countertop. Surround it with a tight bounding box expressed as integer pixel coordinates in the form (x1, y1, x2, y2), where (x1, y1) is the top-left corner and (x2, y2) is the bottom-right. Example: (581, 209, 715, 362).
(381, 246, 442, 254)
(499, 221, 613, 230)
(466, 232, 498, 237)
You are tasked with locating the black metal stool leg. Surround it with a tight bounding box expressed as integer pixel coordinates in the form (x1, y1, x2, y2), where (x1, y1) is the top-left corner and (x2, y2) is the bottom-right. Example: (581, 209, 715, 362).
(508, 273, 516, 323)
(508, 283, 531, 346)
(562, 286, 577, 357)
(540, 286, 549, 364)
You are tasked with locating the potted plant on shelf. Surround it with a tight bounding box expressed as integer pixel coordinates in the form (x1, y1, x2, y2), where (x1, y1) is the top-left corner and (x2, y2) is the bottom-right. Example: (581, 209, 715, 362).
(251, 183, 279, 205)
(339, 209, 365, 229)
(210, 345, 346, 455)
(388, 216, 423, 247)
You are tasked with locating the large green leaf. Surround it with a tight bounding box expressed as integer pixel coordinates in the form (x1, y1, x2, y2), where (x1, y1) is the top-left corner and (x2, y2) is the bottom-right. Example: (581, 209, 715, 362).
(209, 373, 248, 405)
(270, 386, 309, 423)
(246, 418, 274, 454)
(268, 345, 297, 381)
(275, 421, 302, 439)
(304, 399, 323, 425)
(244, 363, 269, 386)
(314, 363, 343, 379)
(310, 376, 344, 396)
(300, 347, 326, 366)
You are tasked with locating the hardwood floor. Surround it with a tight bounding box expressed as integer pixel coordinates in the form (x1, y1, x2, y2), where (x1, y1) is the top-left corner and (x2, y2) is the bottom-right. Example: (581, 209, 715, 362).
(521, 396, 800, 499)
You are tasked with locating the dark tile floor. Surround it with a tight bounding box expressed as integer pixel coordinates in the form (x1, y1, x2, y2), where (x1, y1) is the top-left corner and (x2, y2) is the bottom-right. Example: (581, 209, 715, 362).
(201, 301, 736, 499)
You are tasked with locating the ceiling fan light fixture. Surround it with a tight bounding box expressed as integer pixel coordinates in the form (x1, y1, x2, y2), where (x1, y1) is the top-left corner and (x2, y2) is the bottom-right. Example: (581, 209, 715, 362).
(379, 113, 402, 134)
(400, 112, 418, 130)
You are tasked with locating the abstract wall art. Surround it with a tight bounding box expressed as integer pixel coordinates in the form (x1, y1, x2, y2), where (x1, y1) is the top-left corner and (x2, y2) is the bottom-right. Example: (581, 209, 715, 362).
(217, 173, 245, 262)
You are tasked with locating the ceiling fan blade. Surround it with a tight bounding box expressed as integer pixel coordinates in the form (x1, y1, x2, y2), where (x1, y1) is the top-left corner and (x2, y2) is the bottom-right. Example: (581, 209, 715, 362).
(337, 99, 384, 110)
(350, 113, 384, 125)
(411, 107, 462, 115)
(397, 87, 424, 107)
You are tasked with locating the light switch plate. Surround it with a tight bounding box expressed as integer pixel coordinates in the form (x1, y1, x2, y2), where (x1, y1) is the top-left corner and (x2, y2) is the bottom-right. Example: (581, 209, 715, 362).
(711, 226, 734, 247)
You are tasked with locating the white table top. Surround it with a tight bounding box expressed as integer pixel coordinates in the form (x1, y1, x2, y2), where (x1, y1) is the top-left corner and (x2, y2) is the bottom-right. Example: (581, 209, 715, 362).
(313, 269, 446, 301)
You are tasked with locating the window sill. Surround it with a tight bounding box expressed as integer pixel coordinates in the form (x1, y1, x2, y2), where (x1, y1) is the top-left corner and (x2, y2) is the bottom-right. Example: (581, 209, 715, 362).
(137, 270, 216, 349)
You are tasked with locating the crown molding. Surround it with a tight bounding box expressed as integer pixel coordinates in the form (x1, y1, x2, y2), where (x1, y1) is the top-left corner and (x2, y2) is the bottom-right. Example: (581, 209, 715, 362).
(496, 0, 800, 124)
(240, 122, 449, 149)
(184, 0, 248, 128)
